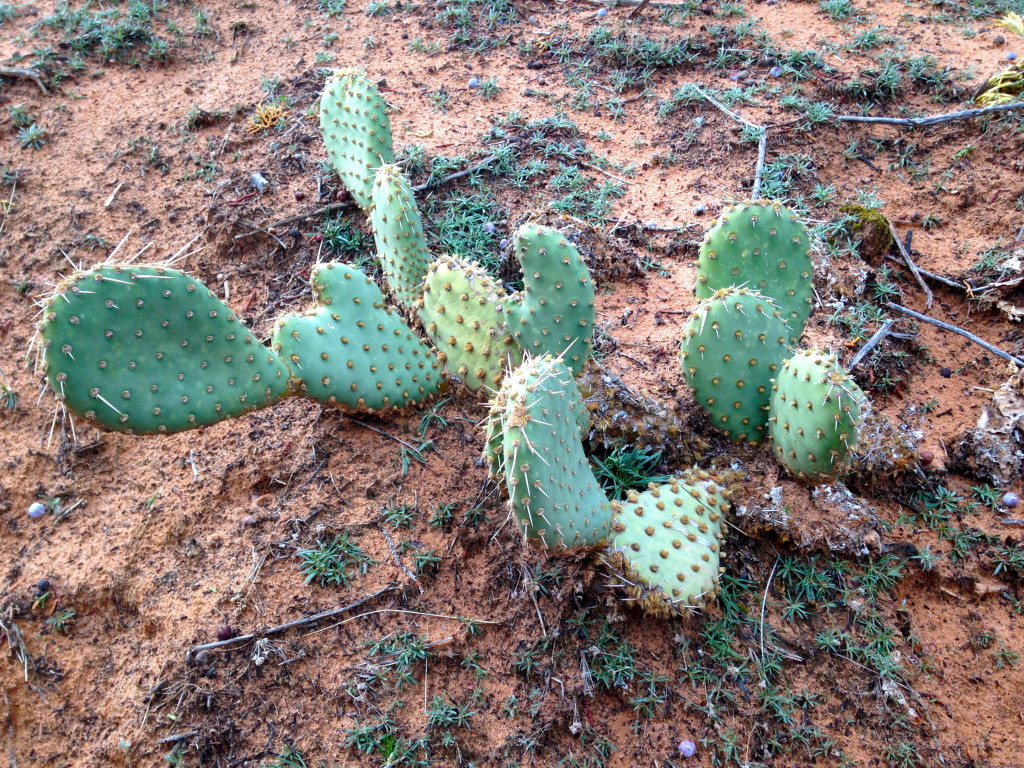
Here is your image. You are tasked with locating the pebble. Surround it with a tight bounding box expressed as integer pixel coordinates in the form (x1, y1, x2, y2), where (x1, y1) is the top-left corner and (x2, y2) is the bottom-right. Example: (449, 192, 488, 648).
(241, 515, 258, 528)
(216, 624, 236, 641)
(468, 77, 480, 89)
(770, 66, 784, 77)
(28, 502, 46, 519)
(482, 222, 496, 233)
(294, 190, 305, 201)
(919, 450, 934, 466)
(729, 69, 749, 82)
(693, 204, 707, 214)
(597, 7, 607, 17)
(679, 739, 697, 758)
(499, 238, 509, 249)
(194, 651, 211, 665)
(1007, 52, 1018, 61)
(36, 579, 51, 594)
(1003, 492, 1019, 508)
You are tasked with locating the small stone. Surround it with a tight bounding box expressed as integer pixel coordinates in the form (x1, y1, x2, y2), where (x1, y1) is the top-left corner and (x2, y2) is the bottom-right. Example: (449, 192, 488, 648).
(28, 502, 46, 519)
(203, 668, 218, 679)
(468, 77, 480, 89)
(294, 190, 305, 201)
(770, 66, 784, 77)
(194, 650, 211, 665)
(919, 450, 934, 466)
(482, 222, 496, 233)
(499, 238, 509, 249)
(1007, 52, 1018, 61)
(36, 579, 51, 594)
(242, 515, 258, 528)
(728, 69, 749, 82)
(216, 624, 236, 641)
(940, 367, 952, 378)
(693, 205, 707, 215)
(993, 35, 1005, 45)
(597, 7, 607, 16)
(678, 739, 697, 758)
(1003, 492, 1019, 508)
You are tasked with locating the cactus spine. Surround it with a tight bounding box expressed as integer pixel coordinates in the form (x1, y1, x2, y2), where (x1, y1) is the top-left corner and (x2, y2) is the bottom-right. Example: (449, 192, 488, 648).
(503, 223, 595, 376)
(696, 202, 813, 345)
(679, 287, 791, 445)
(319, 68, 394, 210)
(272, 262, 442, 413)
(487, 354, 611, 550)
(769, 349, 865, 482)
(421, 254, 521, 391)
(39, 265, 291, 434)
(607, 472, 727, 616)
(370, 164, 432, 314)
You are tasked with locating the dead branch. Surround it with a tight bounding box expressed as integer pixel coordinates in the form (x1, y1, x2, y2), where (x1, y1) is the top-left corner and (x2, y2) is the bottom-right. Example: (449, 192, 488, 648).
(885, 302, 1024, 367)
(837, 101, 1024, 128)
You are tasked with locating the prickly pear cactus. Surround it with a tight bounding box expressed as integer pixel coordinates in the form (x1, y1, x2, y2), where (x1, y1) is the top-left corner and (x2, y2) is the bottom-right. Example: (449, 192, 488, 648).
(39, 265, 291, 434)
(503, 223, 595, 376)
(769, 348, 865, 482)
(679, 287, 791, 445)
(370, 164, 432, 314)
(272, 262, 442, 413)
(421, 255, 521, 391)
(696, 202, 813, 345)
(488, 354, 611, 550)
(320, 68, 394, 209)
(606, 471, 727, 617)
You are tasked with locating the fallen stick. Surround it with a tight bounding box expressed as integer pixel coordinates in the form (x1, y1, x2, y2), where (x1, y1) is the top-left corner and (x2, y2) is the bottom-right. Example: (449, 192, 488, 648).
(888, 221, 932, 308)
(837, 101, 1024, 128)
(882, 254, 964, 291)
(691, 85, 768, 199)
(848, 320, 894, 370)
(185, 585, 395, 661)
(234, 154, 500, 241)
(0, 66, 47, 94)
(884, 302, 1024, 367)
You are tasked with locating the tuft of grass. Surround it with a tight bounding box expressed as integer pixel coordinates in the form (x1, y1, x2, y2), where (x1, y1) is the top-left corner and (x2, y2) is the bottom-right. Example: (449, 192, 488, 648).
(298, 532, 374, 587)
(589, 445, 671, 500)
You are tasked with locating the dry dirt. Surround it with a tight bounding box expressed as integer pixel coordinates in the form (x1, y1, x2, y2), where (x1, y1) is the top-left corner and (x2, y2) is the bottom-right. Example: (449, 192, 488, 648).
(2, 0, 1024, 766)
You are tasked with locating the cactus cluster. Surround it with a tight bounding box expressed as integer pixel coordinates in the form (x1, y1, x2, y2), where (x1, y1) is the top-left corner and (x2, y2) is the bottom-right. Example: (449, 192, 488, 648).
(680, 203, 867, 483)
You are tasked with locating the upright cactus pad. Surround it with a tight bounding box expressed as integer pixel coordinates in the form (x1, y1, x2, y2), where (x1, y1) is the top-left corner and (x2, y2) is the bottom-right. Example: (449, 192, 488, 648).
(606, 472, 727, 616)
(272, 262, 442, 413)
(489, 354, 612, 550)
(503, 223, 595, 376)
(39, 265, 291, 434)
(696, 202, 813, 344)
(679, 288, 791, 445)
(370, 164, 432, 313)
(421, 255, 521, 391)
(320, 68, 394, 209)
(769, 349, 865, 482)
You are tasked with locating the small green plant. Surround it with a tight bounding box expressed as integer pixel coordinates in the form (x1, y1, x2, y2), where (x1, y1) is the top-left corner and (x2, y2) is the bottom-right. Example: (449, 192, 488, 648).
(589, 445, 670, 500)
(18, 124, 45, 150)
(298, 532, 373, 587)
(381, 503, 416, 529)
(46, 608, 76, 634)
(0, 368, 16, 411)
(428, 502, 457, 530)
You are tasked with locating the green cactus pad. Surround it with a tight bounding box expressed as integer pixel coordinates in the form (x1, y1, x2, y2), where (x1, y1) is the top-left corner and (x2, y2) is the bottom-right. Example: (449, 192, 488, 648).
(607, 471, 727, 616)
(421, 255, 521, 391)
(503, 223, 595, 376)
(769, 348, 865, 482)
(491, 354, 612, 550)
(679, 287, 792, 445)
(696, 201, 813, 345)
(370, 164, 432, 313)
(320, 68, 394, 210)
(40, 265, 291, 434)
(272, 262, 442, 413)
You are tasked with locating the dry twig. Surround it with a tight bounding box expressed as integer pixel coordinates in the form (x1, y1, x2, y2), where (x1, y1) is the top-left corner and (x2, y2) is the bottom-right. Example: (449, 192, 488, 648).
(888, 221, 932, 308)
(885, 302, 1024, 367)
(691, 85, 768, 199)
(837, 101, 1024, 127)
(0, 67, 47, 94)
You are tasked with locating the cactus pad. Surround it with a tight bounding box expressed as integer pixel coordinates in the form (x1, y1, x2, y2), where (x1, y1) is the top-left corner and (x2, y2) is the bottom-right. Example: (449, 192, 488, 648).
(272, 262, 442, 413)
(320, 68, 394, 209)
(607, 471, 727, 616)
(40, 265, 291, 434)
(679, 288, 791, 445)
(488, 354, 612, 550)
(697, 201, 813, 344)
(421, 255, 521, 391)
(769, 348, 865, 482)
(370, 164, 432, 313)
(503, 223, 595, 376)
